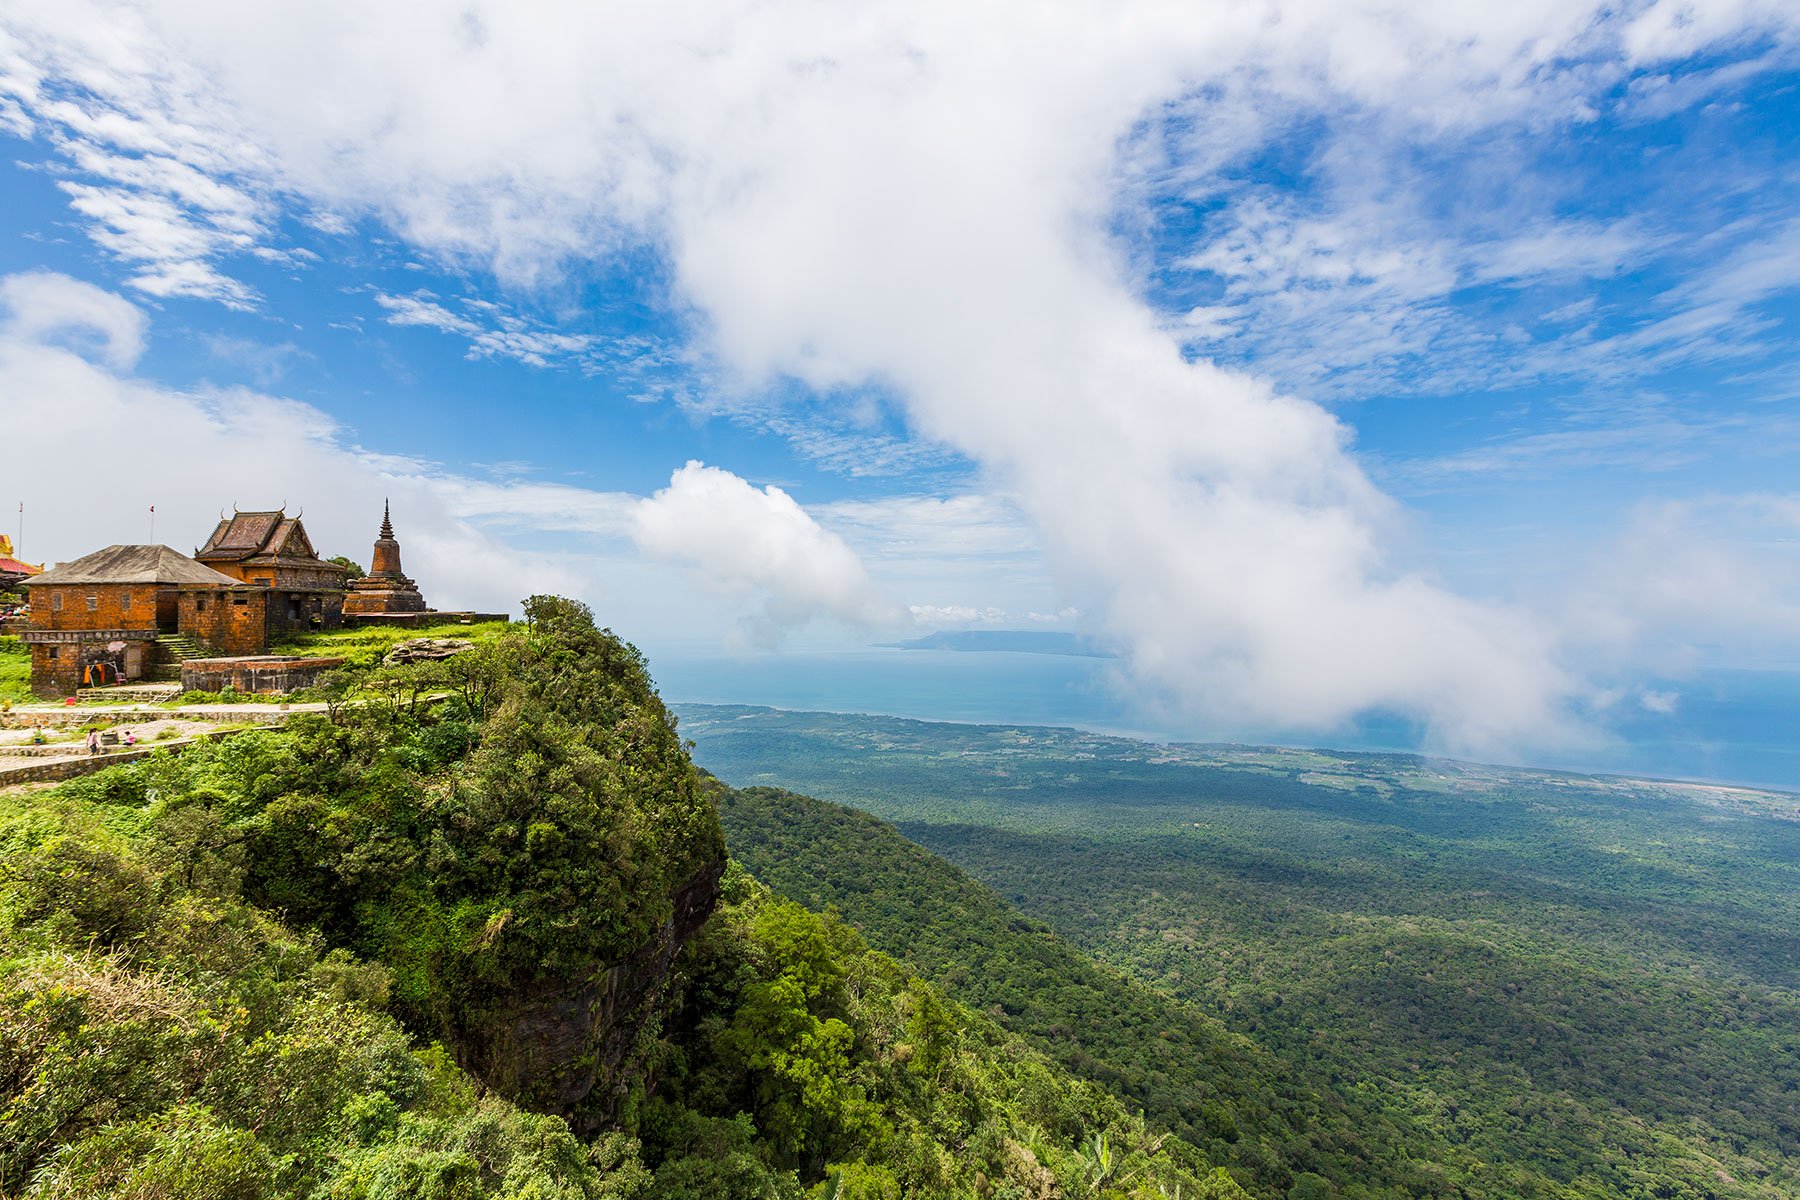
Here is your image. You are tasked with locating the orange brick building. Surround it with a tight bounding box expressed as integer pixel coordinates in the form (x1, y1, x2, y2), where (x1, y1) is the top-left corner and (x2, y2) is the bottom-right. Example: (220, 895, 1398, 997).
(19, 545, 246, 696)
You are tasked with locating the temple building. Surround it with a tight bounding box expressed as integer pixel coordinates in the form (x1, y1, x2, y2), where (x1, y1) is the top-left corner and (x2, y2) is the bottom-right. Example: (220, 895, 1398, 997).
(195, 509, 349, 631)
(21, 503, 502, 696)
(19, 545, 247, 694)
(343, 501, 429, 616)
(0, 534, 40, 592)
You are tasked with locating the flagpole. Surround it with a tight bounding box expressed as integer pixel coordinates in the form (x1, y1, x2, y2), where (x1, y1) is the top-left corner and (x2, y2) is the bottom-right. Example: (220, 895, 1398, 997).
(149, 505, 156, 543)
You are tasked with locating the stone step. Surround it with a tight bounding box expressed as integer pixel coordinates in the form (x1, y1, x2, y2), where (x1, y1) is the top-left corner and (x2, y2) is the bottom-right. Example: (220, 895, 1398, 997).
(153, 634, 209, 662)
(75, 682, 183, 704)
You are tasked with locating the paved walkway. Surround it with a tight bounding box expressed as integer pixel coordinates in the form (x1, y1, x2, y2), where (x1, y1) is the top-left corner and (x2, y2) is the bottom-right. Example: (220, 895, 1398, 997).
(0, 726, 278, 786)
(0, 701, 329, 730)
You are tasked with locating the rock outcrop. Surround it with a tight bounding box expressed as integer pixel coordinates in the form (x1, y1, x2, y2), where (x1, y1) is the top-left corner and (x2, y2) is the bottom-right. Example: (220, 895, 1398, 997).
(456, 855, 726, 1132)
(383, 636, 474, 664)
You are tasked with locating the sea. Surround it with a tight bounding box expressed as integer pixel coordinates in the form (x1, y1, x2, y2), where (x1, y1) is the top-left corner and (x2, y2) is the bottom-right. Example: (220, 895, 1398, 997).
(653, 647, 1800, 793)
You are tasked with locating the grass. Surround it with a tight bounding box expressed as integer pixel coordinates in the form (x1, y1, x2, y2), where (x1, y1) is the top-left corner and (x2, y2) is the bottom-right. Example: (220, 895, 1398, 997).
(161, 687, 264, 707)
(0, 637, 29, 706)
(1, 621, 514, 708)
(271, 619, 513, 668)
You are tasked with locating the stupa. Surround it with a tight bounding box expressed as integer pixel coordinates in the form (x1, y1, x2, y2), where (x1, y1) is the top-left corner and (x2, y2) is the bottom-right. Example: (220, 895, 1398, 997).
(342, 501, 429, 615)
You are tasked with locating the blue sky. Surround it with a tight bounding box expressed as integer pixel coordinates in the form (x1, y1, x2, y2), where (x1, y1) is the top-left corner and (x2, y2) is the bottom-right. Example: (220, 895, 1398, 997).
(2, 1, 1798, 758)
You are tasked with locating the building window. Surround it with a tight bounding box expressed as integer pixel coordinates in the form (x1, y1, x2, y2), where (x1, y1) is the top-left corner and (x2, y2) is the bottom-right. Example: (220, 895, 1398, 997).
(46, 646, 59, 660)
(85, 595, 98, 612)
(195, 596, 208, 613)
(120, 592, 132, 612)
(232, 595, 248, 607)
(50, 593, 62, 612)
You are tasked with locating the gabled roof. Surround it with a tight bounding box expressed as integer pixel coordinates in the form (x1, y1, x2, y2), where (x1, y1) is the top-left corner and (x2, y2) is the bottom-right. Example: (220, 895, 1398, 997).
(197, 511, 327, 565)
(197, 511, 284, 559)
(28, 545, 243, 588)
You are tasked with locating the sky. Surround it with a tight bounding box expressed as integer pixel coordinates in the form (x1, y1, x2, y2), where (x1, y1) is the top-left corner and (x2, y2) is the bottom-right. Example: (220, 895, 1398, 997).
(1, 0, 1799, 760)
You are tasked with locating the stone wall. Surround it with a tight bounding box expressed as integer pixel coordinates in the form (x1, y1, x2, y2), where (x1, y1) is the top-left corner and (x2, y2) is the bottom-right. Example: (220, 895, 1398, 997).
(264, 588, 345, 635)
(0, 705, 303, 731)
(180, 655, 344, 694)
(178, 588, 269, 655)
(26, 642, 80, 698)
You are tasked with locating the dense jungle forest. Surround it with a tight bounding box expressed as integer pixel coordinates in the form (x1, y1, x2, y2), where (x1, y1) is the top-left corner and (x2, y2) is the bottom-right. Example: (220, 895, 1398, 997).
(682, 704, 1800, 1200)
(0, 605, 1245, 1199)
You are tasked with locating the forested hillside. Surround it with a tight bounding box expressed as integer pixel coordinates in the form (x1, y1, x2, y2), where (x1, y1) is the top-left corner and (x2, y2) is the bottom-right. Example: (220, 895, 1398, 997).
(717, 783, 1412, 1196)
(0, 606, 1250, 1199)
(683, 705, 1800, 1200)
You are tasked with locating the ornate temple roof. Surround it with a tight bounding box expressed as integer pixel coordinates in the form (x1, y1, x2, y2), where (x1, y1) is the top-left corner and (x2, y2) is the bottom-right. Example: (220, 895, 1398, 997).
(0, 534, 39, 578)
(196, 509, 332, 567)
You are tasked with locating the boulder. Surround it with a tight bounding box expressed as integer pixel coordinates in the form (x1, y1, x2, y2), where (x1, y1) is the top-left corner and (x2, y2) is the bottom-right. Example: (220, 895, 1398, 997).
(383, 637, 475, 664)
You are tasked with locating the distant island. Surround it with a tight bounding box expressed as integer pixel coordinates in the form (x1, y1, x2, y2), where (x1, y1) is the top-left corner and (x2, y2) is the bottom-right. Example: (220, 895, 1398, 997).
(881, 629, 1118, 657)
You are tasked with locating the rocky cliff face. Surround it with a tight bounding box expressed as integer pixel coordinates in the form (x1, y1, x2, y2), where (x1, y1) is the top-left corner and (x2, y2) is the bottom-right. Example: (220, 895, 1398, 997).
(457, 856, 726, 1131)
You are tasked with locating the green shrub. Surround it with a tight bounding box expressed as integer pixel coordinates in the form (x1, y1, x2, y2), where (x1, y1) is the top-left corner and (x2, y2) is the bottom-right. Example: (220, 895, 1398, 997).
(26, 1106, 275, 1200)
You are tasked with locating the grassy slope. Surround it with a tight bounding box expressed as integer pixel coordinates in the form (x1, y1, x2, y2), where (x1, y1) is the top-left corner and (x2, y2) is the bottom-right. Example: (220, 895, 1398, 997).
(0, 636, 28, 705)
(272, 619, 514, 667)
(684, 704, 1800, 1200)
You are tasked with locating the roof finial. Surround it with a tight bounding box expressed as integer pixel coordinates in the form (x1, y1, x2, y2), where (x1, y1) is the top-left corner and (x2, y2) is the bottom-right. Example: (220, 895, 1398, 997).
(380, 498, 395, 540)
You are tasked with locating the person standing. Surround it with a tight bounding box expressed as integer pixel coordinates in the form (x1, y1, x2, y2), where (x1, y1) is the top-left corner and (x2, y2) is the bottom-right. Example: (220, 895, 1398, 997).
(84, 729, 99, 756)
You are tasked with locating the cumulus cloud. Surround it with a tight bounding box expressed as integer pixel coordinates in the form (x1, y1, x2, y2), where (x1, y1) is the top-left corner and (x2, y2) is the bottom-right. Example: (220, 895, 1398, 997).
(4, 2, 1798, 748)
(633, 462, 897, 645)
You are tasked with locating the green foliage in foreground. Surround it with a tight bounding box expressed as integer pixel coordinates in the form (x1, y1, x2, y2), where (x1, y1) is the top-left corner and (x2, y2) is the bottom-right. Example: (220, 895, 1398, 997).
(683, 704, 1800, 1200)
(0, 787, 630, 1199)
(1, 601, 1257, 1198)
(57, 596, 725, 1115)
(0, 636, 28, 705)
(647, 865, 1249, 1198)
(0, 774, 1248, 1199)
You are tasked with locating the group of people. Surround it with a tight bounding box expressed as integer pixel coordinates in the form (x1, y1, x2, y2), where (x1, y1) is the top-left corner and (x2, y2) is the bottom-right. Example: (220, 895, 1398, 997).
(82, 728, 136, 756)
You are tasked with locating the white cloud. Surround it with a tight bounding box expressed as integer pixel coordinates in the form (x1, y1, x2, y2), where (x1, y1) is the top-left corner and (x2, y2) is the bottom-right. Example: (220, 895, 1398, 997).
(3, 3, 1797, 748)
(908, 605, 1008, 627)
(633, 461, 897, 645)
(375, 290, 598, 368)
(1565, 496, 1800, 672)
(374, 291, 474, 336)
(0, 270, 146, 369)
